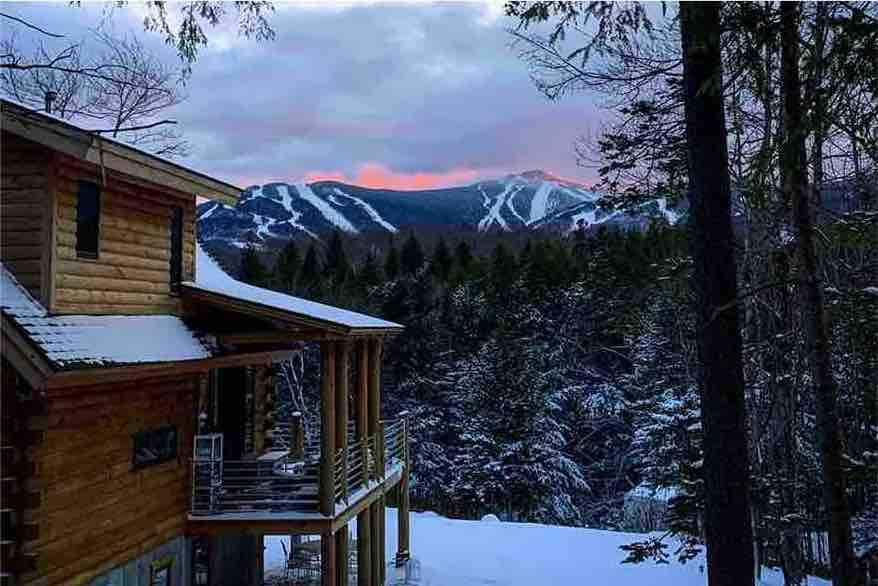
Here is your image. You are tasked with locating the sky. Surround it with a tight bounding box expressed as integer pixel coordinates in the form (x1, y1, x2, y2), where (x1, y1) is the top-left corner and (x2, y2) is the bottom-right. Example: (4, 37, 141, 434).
(2, 2, 606, 190)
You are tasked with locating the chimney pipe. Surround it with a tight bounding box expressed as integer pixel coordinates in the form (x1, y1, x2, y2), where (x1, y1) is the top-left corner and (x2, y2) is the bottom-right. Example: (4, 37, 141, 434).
(44, 90, 57, 114)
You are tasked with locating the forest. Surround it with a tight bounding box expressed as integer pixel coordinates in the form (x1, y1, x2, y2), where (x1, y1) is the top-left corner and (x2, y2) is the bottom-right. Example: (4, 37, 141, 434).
(221, 2, 878, 585)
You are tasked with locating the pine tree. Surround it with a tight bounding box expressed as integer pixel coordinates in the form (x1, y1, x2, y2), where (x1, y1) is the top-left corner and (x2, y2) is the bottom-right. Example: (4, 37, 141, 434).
(274, 239, 301, 293)
(300, 243, 321, 296)
(431, 237, 453, 281)
(239, 238, 268, 286)
(401, 232, 425, 275)
(384, 244, 401, 281)
(454, 241, 473, 273)
(324, 230, 350, 283)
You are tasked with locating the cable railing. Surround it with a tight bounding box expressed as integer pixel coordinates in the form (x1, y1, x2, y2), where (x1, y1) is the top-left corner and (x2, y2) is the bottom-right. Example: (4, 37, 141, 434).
(191, 414, 408, 517)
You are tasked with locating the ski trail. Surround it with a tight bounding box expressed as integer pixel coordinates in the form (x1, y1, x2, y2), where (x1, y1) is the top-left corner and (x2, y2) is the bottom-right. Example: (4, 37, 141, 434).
(333, 188, 398, 233)
(478, 184, 514, 231)
(505, 186, 527, 225)
(528, 181, 554, 224)
(275, 184, 320, 239)
(294, 182, 358, 233)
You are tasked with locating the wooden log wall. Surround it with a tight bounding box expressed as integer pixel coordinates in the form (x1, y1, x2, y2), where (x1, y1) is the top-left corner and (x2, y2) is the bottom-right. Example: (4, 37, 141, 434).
(20, 374, 198, 585)
(51, 156, 197, 315)
(0, 132, 50, 303)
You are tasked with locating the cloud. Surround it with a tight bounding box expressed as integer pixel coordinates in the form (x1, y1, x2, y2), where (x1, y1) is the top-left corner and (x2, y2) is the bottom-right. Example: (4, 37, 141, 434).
(4, 2, 606, 189)
(305, 162, 482, 190)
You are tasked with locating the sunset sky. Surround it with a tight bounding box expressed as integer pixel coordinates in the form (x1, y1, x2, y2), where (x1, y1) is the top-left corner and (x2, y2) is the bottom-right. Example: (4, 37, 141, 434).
(3, 2, 605, 190)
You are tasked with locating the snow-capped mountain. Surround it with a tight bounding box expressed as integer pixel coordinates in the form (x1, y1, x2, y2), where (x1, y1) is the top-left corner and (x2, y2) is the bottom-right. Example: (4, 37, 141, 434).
(197, 170, 681, 246)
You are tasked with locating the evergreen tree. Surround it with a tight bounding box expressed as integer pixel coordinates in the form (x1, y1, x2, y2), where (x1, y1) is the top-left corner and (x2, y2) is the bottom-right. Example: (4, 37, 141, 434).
(274, 239, 301, 293)
(385, 244, 401, 280)
(300, 243, 321, 296)
(454, 240, 473, 274)
(357, 250, 383, 291)
(324, 230, 350, 283)
(239, 238, 268, 286)
(431, 237, 454, 281)
(401, 232, 425, 275)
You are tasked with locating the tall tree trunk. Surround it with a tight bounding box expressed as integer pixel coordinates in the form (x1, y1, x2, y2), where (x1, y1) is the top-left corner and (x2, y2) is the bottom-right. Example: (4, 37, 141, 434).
(779, 4, 860, 586)
(679, 4, 755, 586)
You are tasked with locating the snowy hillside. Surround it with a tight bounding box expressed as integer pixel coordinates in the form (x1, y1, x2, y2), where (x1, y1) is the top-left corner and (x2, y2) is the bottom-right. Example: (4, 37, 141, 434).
(197, 170, 682, 246)
(265, 509, 830, 586)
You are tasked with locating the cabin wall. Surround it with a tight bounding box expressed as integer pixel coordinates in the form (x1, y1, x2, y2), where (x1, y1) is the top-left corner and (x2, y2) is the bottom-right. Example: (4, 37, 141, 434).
(52, 157, 197, 315)
(22, 373, 198, 584)
(0, 131, 51, 303)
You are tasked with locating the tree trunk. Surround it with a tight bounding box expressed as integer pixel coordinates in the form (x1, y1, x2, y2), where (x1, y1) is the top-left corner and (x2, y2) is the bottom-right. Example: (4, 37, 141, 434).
(779, 4, 860, 586)
(679, 4, 755, 586)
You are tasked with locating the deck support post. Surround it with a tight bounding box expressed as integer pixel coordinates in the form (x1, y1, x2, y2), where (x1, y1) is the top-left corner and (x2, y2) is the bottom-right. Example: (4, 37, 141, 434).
(335, 342, 350, 586)
(356, 340, 373, 586)
(321, 530, 338, 586)
(367, 339, 384, 585)
(319, 341, 337, 517)
(395, 468, 411, 567)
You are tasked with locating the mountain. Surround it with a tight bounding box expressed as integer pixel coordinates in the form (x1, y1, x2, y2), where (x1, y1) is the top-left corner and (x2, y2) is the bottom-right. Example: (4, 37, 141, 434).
(197, 170, 681, 247)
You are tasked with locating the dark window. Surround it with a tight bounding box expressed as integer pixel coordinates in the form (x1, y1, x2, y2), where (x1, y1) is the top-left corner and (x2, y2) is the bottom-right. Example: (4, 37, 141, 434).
(170, 207, 183, 288)
(75, 181, 101, 258)
(132, 425, 177, 470)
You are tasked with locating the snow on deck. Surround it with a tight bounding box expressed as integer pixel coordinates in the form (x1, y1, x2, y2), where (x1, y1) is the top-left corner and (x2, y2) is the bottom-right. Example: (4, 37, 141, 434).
(1, 262, 212, 368)
(189, 243, 403, 331)
(265, 509, 829, 585)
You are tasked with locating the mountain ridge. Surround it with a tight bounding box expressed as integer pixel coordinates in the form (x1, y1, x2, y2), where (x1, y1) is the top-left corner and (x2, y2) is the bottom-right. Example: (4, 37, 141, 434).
(197, 169, 680, 247)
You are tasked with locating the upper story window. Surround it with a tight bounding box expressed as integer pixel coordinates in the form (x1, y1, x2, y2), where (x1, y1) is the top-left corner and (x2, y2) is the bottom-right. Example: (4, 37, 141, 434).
(132, 425, 178, 470)
(170, 207, 183, 289)
(75, 181, 101, 259)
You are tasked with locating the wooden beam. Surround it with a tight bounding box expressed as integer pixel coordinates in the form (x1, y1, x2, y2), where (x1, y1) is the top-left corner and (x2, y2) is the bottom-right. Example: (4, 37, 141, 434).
(321, 531, 337, 586)
(356, 341, 369, 443)
(357, 509, 372, 586)
(44, 349, 296, 391)
(216, 331, 310, 345)
(336, 527, 349, 586)
(319, 342, 336, 517)
(187, 516, 331, 536)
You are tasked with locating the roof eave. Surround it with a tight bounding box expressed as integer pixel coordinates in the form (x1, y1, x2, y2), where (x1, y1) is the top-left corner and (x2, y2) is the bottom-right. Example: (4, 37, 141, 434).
(179, 283, 404, 338)
(1, 100, 242, 204)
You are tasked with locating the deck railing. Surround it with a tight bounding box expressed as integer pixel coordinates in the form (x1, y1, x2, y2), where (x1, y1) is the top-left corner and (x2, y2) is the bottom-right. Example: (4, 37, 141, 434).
(191, 415, 408, 517)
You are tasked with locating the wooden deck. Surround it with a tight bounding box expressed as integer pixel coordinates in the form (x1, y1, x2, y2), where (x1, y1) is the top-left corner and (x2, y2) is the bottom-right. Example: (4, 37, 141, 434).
(188, 418, 407, 535)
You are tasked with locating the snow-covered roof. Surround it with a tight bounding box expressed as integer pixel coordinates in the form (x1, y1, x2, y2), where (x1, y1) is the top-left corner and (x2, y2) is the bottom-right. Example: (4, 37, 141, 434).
(185, 243, 403, 334)
(1, 263, 214, 369)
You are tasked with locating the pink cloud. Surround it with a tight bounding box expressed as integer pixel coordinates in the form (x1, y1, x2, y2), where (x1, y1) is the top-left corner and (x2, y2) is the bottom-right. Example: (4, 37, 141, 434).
(305, 162, 482, 190)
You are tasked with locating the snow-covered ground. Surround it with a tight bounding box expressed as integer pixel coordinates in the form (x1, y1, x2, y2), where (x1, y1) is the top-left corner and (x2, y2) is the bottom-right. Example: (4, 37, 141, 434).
(265, 509, 830, 585)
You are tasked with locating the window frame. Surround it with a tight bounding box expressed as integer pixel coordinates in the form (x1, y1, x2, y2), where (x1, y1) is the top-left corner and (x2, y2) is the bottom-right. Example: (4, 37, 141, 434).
(169, 206, 184, 290)
(132, 425, 178, 471)
(75, 180, 101, 260)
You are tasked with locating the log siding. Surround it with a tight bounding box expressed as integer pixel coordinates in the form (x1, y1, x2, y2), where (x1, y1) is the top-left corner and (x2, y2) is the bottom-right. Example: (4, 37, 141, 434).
(21, 374, 198, 585)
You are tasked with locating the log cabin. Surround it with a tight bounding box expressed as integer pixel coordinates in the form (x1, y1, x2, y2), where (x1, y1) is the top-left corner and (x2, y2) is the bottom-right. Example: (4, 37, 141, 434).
(0, 99, 410, 586)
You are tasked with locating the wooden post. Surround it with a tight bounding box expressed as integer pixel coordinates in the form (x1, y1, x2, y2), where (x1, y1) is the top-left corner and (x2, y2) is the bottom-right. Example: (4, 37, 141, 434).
(321, 530, 338, 586)
(396, 417, 411, 568)
(367, 338, 384, 585)
(355, 340, 373, 586)
(336, 525, 349, 586)
(336, 341, 350, 500)
(367, 339, 383, 473)
(335, 342, 350, 585)
(319, 342, 337, 517)
(290, 411, 305, 459)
